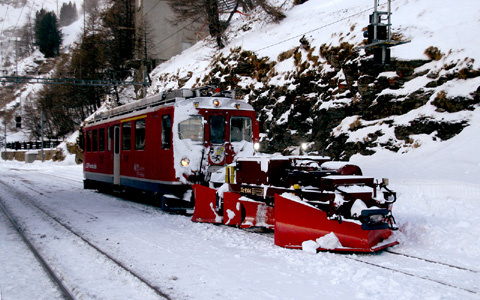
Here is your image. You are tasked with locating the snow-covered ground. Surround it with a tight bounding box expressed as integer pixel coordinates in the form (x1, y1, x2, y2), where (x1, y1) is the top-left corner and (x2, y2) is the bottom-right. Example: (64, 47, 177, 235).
(1, 0, 479, 298)
(1, 114, 479, 299)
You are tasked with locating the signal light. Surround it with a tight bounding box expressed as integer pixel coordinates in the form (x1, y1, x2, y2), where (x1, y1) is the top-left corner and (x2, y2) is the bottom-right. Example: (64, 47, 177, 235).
(15, 115, 21, 128)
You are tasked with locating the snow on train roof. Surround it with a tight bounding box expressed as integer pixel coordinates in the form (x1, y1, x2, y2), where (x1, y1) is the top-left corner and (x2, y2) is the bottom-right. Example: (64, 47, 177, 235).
(86, 88, 254, 126)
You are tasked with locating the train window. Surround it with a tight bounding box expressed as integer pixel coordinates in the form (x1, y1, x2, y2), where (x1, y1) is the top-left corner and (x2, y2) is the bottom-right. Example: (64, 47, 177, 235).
(92, 129, 98, 151)
(178, 115, 204, 143)
(135, 119, 146, 150)
(209, 115, 225, 144)
(86, 130, 92, 152)
(162, 115, 172, 149)
(99, 128, 105, 151)
(230, 117, 253, 142)
(108, 126, 113, 151)
(114, 127, 120, 154)
(122, 122, 132, 150)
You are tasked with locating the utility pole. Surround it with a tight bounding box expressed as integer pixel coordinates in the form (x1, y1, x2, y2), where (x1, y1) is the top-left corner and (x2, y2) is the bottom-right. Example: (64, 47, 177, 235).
(41, 110, 44, 162)
(359, 0, 410, 65)
(3, 120, 6, 161)
(143, 28, 147, 97)
(15, 38, 18, 77)
(83, 0, 86, 37)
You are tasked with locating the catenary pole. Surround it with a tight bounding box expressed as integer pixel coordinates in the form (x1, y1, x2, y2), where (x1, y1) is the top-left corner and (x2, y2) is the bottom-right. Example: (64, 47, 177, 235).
(3, 120, 6, 161)
(41, 109, 44, 162)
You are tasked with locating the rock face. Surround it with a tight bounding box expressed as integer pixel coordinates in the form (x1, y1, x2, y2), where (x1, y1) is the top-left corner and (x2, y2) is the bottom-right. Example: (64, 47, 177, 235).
(190, 40, 480, 160)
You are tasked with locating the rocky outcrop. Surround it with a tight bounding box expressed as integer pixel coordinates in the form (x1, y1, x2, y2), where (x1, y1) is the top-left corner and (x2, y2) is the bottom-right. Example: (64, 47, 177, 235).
(193, 39, 479, 160)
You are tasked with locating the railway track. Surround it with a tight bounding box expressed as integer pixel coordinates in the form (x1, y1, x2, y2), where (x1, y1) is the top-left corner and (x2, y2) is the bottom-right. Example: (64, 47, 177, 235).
(0, 200, 74, 300)
(385, 250, 479, 273)
(2, 166, 478, 298)
(244, 227, 478, 295)
(345, 249, 479, 295)
(0, 179, 171, 300)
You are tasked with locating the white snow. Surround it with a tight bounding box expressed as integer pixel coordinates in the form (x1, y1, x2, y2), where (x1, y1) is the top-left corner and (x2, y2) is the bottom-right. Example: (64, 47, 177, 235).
(3, 121, 480, 298)
(1, 0, 480, 298)
(302, 232, 343, 253)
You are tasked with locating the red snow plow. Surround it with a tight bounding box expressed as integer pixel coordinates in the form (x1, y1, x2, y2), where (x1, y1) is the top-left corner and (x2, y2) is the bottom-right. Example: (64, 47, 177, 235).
(192, 156, 398, 253)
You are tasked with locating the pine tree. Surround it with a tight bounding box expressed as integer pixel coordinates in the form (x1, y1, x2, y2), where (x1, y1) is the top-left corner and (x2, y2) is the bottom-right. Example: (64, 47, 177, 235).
(102, 0, 135, 70)
(59, 2, 78, 27)
(34, 9, 63, 58)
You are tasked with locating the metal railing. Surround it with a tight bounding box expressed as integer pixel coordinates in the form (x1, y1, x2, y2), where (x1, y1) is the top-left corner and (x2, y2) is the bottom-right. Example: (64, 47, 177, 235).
(5, 140, 62, 150)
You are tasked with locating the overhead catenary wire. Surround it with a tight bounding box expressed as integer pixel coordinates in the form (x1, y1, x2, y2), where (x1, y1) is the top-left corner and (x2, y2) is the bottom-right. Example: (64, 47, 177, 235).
(158, 1, 389, 83)
(0, 6, 10, 41)
(254, 3, 384, 53)
(1, 0, 39, 69)
(143, 0, 169, 18)
(151, 15, 203, 49)
(3, 0, 29, 58)
(3, 1, 391, 89)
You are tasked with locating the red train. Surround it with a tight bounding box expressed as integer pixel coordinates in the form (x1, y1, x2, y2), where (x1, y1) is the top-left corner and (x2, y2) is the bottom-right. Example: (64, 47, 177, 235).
(83, 86, 259, 209)
(84, 87, 398, 252)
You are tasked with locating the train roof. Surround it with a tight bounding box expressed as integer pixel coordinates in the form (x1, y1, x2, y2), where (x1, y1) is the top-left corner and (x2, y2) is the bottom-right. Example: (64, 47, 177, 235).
(86, 87, 255, 125)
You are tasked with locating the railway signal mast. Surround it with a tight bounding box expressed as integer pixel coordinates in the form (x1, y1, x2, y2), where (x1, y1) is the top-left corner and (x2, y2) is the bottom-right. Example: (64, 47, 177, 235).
(362, 0, 410, 64)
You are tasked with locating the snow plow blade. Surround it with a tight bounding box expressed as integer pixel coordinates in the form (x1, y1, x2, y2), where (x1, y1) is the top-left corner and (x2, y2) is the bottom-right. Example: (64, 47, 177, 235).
(274, 194, 398, 253)
(223, 192, 274, 228)
(191, 184, 222, 224)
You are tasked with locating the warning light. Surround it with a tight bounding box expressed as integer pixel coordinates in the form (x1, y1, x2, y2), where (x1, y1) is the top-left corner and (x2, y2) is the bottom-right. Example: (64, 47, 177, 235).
(15, 115, 21, 128)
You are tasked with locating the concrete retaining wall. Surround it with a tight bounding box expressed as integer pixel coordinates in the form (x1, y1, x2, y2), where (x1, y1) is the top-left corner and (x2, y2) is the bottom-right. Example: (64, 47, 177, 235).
(0, 150, 57, 162)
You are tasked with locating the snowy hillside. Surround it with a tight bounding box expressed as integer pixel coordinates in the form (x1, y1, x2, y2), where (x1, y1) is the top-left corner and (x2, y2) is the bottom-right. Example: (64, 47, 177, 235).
(0, 0, 84, 60)
(0, 0, 85, 143)
(147, 0, 480, 160)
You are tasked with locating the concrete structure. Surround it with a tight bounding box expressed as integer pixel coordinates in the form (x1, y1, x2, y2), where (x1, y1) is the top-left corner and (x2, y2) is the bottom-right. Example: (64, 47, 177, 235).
(135, 0, 207, 65)
(1, 149, 57, 162)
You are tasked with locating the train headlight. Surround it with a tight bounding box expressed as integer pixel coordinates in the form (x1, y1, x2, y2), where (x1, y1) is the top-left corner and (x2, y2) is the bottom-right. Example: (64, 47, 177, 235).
(213, 99, 221, 107)
(180, 158, 190, 167)
(254, 142, 260, 151)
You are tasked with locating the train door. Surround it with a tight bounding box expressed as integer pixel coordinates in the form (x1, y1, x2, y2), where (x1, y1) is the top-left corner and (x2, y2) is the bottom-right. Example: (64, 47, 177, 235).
(113, 125, 120, 185)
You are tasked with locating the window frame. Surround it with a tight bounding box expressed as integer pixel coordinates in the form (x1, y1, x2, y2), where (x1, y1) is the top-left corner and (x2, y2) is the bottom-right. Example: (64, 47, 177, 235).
(92, 129, 98, 152)
(122, 122, 132, 151)
(86, 130, 92, 152)
(162, 114, 172, 149)
(135, 119, 146, 151)
(230, 116, 253, 143)
(178, 115, 204, 144)
(108, 126, 113, 152)
(99, 128, 105, 151)
(209, 115, 225, 145)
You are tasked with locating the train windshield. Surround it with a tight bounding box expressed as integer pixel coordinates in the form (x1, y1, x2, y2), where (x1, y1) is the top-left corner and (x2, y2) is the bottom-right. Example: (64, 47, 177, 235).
(178, 115, 204, 143)
(230, 117, 252, 142)
(209, 115, 225, 144)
